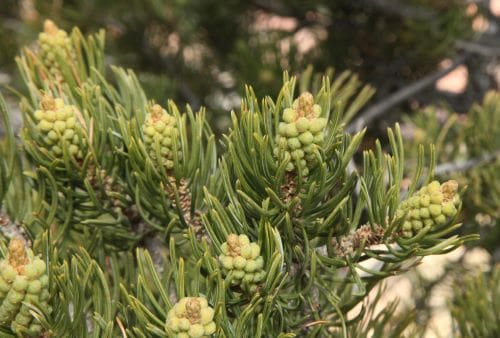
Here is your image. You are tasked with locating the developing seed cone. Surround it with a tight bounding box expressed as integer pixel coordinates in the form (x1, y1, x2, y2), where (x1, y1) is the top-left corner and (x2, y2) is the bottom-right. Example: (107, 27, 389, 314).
(32, 94, 86, 159)
(142, 104, 181, 169)
(0, 239, 50, 337)
(397, 180, 460, 237)
(219, 234, 265, 292)
(37, 20, 76, 78)
(165, 297, 216, 337)
(274, 92, 327, 176)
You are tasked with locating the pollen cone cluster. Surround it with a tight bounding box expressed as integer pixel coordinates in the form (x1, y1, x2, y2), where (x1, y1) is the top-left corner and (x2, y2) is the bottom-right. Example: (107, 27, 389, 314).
(274, 92, 327, 176)
(37, 20, 76, 77)
(0, 239, 50, 337)
(166, 297, 216, 337)
(142, 104, 181, 169)
(397, 180, 461, 237)
(33, 95, 86, 159)
(219, 234, 265, 292)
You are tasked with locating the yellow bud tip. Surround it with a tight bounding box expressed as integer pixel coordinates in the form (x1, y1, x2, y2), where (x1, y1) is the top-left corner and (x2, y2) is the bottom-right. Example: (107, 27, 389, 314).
(8, 238, 29, 273)
(226, 234, 241, 257)
(441, 180, 459, 201)
(297, 92, 315, 117)
(43, 19, 59, 35)
(186, 298, 202, 324)
(41, 95, 56, 111)
(150, 104, 164, 121)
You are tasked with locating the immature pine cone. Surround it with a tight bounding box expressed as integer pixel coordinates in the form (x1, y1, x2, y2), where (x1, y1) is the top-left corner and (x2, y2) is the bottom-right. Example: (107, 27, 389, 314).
(33, 95, 86, 159)
(274, 92, 327, 176)
(397, 180, 460, 237)
(37, 20, 76, 77)
(219, 234, 265, 292)
(166, 297, 216, 337)
(0, 239, 50, 337)
(142, 104, 181, 169)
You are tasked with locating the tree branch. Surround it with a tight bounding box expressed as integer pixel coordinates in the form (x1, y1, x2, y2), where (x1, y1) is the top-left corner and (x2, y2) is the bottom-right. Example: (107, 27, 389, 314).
(347, 54, 469, 133)
(365, 0, 437, 20)
(435, 150, 500, 175)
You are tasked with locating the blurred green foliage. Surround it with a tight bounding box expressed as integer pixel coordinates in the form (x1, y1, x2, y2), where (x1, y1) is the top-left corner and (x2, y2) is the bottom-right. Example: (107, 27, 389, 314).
(0, 0, 474, 128)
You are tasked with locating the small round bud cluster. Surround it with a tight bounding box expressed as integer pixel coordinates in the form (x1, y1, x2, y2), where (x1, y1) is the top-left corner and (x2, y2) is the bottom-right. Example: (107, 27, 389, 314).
(37, 20, 76, 77)
(142, 104, 181, 170)
(219, 234, 265, 292)
(0, 239, 50, 337)
(397, 180, 461, 237)
(33, 95, 85, 159)
(274, 92, 327, 176)
(166, 297, 216, 337)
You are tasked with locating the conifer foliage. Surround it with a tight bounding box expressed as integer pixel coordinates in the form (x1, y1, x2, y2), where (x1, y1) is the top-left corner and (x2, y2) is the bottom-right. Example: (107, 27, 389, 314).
(0, 21, 478, 337)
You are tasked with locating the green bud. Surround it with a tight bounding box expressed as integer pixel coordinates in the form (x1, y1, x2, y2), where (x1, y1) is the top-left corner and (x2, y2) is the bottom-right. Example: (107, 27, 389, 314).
(45, 111, 56, 122)
(239, 245, 252, 259)
(200, 307, 214, 325)
(291, 149, 304, 160)
(244, 260, 258, 273)
(233, 270, 245, 279)
(309, 118, 327, 133)
(233, 256, 246, 270)
(204, 321, 216, 335)
(249, 243, 260, 259)
(427, 181, 441, 193)
(287, 138, 301, 149)
(27, 280, 42, 295)
(409, 197, 420, 208)
(313, 133, 324, 143)
(419, 208, 430, 219)
(2, 266, 16, 282)
(278, 122, 287, 135)
(66, 117, 76, 128)
(430, 193, 443, 204)
(296, 117, 310, 132)
(144, 126, 156, 137)
(285, 123, 299, 137)
(12, 278, 28, 293)
(38, 120, 53, 132)
(34, 110, 44, 121)
(429, 204, 441, 217)
(283, 108, 297, 123)
(423, 219, 434, 228)
(14, 313, 32, 326)
(434, 214, 447, 225)
(312, 104, 321, 117)
(402, 221, 412, 231)
(220, 256, 233, 270)
(412, 220, 423, 231)
(7, 290, 24, 304)
(419, 194, 430, 207)
(442, 202, 457, 217)
(189, 324, 205, 337)
(298, 132, 314, 145)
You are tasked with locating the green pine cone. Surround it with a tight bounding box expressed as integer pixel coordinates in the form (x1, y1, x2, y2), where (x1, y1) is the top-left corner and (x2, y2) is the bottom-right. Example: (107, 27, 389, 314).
(0, 239, 50, 337)
(398, 180, 460, 237)
(38, 20, 76, 77)
(142, 104, 181, 169)
(219, 234, 265, 292)
(165, 297, 216, 337)
(33, 95, 86, 159)
(274, 92, 327, 176)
